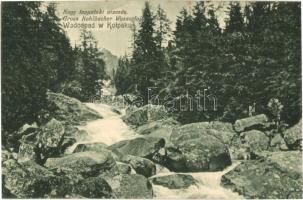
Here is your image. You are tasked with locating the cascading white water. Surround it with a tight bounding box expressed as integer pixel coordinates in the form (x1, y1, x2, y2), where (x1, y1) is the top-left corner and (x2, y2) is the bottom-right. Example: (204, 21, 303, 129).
(152, 163, 243, 199)
(68, 103, 243, 199)
(66, 103, 137, 153)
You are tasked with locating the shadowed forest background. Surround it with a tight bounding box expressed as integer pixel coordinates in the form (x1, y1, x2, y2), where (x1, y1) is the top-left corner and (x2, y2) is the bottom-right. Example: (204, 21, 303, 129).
(2, 1, 301, 145)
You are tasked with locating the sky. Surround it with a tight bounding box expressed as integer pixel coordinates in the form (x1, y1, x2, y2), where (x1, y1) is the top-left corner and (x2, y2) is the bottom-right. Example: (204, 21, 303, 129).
(56, 0, 230, 57)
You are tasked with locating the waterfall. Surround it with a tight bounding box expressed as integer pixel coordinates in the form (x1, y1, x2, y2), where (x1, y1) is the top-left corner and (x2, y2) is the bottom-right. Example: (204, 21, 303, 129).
(67, 103, 243, 199)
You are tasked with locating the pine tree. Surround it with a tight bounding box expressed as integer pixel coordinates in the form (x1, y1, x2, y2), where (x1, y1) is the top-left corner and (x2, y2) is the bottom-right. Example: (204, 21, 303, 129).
(79, 29, 106, 101)
(131, 2, 161, 101)
(225, 2, 244, 33)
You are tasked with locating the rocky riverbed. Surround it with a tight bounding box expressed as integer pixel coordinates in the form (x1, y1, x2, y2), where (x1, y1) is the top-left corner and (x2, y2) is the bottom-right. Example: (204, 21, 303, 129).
(2, 92, 302, 198)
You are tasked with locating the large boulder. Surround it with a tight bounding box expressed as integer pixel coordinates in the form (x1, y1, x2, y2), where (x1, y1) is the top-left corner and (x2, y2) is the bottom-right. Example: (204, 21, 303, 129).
(36, 118, 65, 150)
(45, 151, 116, 177)
(284, 119, 302, 150)
(122, 104, 168, 127)
(102, 174, 153, 198)
(18, 119, 66, 163)
(234, 114, 268, 132)
(221, 151, 303, 199)
(121, 155, 156, 178)
(136, 118, 180, 145)
(149, 174, 198, 189)
(108, 137, 165, 158)
(167, 123, 232, 172)
(47, 91, 101, 125)
(2, 159, 61, 198)
(3, 159, 115, 198)
(168, 137, 231, 172)
(171, 122, 235, 145)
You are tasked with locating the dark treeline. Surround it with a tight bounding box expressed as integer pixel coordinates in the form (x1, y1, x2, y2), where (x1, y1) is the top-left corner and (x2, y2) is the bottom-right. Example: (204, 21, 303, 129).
(114, 2, 301, 126)
(2, 2, 107, 135)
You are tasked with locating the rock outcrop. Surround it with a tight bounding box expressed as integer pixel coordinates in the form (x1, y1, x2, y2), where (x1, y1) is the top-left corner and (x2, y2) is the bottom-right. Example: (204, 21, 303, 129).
(2, 158, 115, 198)
(47, 91, 101, 125)
(167, 123, 232, 172)
(18, 118, 65, 163)
(108, 137, 165, 158)
(45, 151, 115, 177)
(2, 159, 67, 198)
(171, 122, 236, 145)
(221, 151, 303, 199)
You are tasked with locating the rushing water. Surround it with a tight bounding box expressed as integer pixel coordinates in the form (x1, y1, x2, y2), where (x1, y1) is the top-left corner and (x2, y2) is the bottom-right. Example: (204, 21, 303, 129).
(152, 163, 243, 199)
(68, 103, 243, 199)
(66, 103, 137, 153)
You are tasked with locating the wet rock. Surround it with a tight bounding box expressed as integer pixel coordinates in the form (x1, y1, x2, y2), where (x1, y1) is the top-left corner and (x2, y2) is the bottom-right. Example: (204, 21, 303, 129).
(73, 142, 108, 153)
(45, 151, 116, 177)
(102, 174, 153, 198)
(121, 155, 156, 178)
(284, 119, 302, 150)
(221, 151, 303, 199)
(47, 91, 101, 125)
(234, 114, 268, 132)
(149, 174, 198, 189)
(108, 137, 165, 158)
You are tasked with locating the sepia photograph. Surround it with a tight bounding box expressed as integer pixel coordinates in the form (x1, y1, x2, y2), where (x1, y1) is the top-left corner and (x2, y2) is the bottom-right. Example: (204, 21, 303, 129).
(1, 0, 302, 199)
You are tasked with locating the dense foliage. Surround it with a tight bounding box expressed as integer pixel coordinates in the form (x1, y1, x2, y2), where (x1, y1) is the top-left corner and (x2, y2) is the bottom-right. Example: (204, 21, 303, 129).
(2, 2, 106, 136)
(114, 2, 301, 126)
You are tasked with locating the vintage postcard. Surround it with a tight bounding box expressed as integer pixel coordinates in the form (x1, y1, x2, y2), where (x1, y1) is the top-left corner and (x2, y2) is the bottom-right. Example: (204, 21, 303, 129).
(1, 0, 302, 199)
